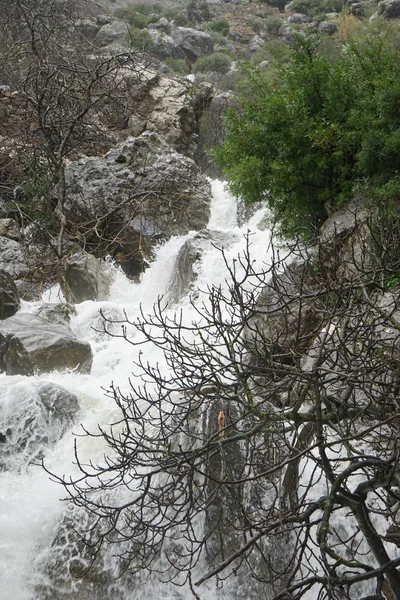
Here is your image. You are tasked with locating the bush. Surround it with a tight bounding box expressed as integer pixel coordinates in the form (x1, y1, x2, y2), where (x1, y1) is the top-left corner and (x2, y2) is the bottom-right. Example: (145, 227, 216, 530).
(208, 19, 230, 37)
(193, 52, 232, 75)
(163, 7, 190, 27)
(128, 27, 154, 50)
(187, 0, 210, 24)
(288, 0, 345, 17)
(264, 15, 283, 34)
(114, 6, 158, 29)
(163, 57, 190, 75)
(214, 31, 400, 240)
(133, 3, 162, 15)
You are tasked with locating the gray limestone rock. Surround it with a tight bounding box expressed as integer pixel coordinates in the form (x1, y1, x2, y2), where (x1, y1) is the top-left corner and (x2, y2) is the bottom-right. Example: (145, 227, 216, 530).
(167, 230, 238, 303)
(0, 270, 20, 319)
(94, 21, 128, 47)
(0, 378, 79, 470)
(149, 21, 214, 61)
(64, 133, 211, 278)
(0, 218, 20, 240)
(58, 252, 113, 304)
(0, 313, 93, 375)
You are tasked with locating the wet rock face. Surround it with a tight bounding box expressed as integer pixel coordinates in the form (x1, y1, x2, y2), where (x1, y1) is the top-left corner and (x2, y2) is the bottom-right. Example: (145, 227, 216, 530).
(0, 314, 93, 375)
(57, 252, 113, 304)
(0, 270, 20, 319)
(167, 229, 239, 303)
(246, 261, 323, 366)
(0, 378, 79, 470)
(64, 133, 211, 278)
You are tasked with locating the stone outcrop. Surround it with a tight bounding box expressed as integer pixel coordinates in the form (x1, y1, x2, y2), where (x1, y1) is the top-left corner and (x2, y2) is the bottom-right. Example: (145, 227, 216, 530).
(58, 252, 113, 304)
(319, 195, 372, 280)
(64, 133, 211, 278)
(0, 378, 80, 470)
(94, 21, 129, 47)
(0, 270, 20, 319)
(35, 303, 76, 325)
(128, 74, 213, 157)
(246, 261, 323, 366)
(0, 314, 93, 375)
(149, 19, 214, 61)
(167, 229, 238, 303)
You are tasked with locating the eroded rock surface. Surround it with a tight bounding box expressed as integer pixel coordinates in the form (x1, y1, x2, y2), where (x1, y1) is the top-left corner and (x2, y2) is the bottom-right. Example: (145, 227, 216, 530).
(0, 378, 80, 470)
(0, 314, 93, 375)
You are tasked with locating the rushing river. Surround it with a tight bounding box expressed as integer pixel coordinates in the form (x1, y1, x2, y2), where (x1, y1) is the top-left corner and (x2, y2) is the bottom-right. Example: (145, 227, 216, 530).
(0, 181, 273, 600)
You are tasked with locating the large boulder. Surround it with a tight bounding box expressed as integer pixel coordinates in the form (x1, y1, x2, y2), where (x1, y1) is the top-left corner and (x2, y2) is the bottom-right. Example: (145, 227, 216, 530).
(149, 20, 214, 61)
(319, 195, 371, 280)
(378, 0, 400, 17)
(246, 261, 323, 366)
(0, 314, 93, 375)
(94, 21, 128, 47)
(167, 230, 239, 303)
(0, 378, 79, 470)
(128, 75, 213, 157)
(0, 236, 29, 278)
(0, 270, 20, 319)
(64, 133, 211, 278)
(0, 218, 20, 240)
(58, 252, 113, 304)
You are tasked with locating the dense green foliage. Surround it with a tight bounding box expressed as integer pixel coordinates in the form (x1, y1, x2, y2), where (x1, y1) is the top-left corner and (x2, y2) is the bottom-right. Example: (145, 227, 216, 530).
(214, 30, 400, 238)
(193, 52, 232, 75)
(114, 6, 158, 29)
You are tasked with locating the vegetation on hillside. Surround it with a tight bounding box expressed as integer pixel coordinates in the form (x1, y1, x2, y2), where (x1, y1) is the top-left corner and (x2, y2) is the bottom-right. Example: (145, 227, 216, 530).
(214, 24, 400, 239)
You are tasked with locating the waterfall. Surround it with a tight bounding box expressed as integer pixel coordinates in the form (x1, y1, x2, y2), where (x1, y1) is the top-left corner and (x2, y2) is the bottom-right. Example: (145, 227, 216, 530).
(0, 181, 273, 600)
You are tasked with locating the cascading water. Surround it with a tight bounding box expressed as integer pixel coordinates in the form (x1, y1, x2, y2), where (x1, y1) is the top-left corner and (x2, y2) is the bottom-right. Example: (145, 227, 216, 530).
(0, 180, 273, 600)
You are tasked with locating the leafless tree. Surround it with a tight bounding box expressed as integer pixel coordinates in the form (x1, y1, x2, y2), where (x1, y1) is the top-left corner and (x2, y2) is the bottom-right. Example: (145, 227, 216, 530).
(47, 204, 400, 599)
(0, 0, 154, 261)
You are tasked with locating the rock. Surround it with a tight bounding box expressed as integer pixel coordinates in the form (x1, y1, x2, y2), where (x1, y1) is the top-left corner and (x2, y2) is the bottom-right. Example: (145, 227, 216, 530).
(128, 70, 213, 157)
(288, 12, 311, 23)
(173, 26, 214, 61)
(0, 313, 93, 375)
(58, 252, 113, 304)
(148, 29, 185, 59)
(246, 261, 323, 366)
(281, 27, 306, 46)
(248, 35, 265, 53)
(94, 21, 128, 47)
(0, 378, 79, 470)
(74, 18, 100, 41)
(64, 133, 211, 278)
(0, 218, 20, 240)
(0, 270, 20, 319)
(318, 20, 337, 34)
(35, 303, 76, 325)
(0, 236, 29, 278)
(378, 0, 400, 17)
(96, 14, 112, 26)
(149, 21, 214, 61)
(319, 195, 372, 280)
(167, 230, 238, 303)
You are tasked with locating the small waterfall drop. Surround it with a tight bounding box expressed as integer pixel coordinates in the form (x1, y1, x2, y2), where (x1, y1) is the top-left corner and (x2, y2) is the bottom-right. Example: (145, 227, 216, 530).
(0, 181, 272, 600)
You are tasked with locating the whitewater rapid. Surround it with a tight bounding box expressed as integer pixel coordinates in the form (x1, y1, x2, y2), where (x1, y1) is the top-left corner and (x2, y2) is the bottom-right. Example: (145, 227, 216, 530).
(0, 180, 272, 600)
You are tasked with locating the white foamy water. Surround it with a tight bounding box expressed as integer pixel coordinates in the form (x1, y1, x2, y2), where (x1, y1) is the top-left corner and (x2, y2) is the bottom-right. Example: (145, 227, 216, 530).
(0, 181, 273, 600)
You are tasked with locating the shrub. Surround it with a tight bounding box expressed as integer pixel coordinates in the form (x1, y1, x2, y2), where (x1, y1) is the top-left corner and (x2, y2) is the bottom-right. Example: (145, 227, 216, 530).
(128, 27, 154, 50)
(193, 52, 232, 75)
(264, 15, 283, 34)
(214, 32, 400, 240)
(114, 6, 158, 29)
(163, 57, 190, 75)
(208, 19, 230, 37)
(133, 3, 162, 15)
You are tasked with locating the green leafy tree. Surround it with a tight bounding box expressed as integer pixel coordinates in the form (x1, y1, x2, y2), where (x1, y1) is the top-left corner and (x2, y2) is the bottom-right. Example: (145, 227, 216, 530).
(214, 31, 400, 239)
